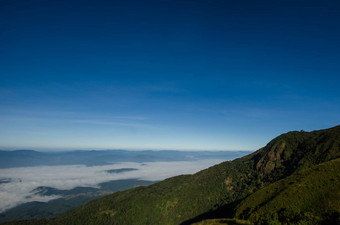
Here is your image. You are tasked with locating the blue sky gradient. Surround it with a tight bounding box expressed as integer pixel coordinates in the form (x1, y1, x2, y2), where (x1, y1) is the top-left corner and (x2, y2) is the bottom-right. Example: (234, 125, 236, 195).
(1, 0, 340, 150)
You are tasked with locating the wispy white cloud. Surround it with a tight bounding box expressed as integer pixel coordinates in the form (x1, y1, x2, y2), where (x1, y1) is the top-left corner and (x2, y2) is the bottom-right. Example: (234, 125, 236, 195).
(0, 107, 160, 130)
(70, 119, 165, 130)
(0, 108, 77, 118)
(107, 116, 148, 121)
(146, 84, 186, 93)
(194, 106, 287, 119)
(0, 108, 147, 121)
(0, 159, 224, 213)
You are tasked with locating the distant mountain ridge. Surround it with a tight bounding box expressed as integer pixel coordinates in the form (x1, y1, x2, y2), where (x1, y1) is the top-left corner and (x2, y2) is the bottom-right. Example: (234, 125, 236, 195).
(0, 149, 249, 168)
(2, 125, 340, 225)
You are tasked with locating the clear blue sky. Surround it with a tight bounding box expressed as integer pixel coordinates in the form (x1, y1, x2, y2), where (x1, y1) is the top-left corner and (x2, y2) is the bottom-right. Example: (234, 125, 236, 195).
(1, 0, 339, 151)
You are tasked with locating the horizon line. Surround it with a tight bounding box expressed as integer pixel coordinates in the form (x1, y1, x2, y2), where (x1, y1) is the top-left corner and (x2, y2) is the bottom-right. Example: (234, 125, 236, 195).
(0, 147, 255, 152)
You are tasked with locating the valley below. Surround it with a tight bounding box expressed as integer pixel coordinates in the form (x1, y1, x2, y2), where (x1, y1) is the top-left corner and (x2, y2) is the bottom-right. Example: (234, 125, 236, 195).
(0, 150, 249, 223)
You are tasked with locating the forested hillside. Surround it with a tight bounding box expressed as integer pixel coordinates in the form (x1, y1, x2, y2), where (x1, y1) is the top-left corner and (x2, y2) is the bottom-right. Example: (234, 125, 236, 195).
(235, 158, 340, 224)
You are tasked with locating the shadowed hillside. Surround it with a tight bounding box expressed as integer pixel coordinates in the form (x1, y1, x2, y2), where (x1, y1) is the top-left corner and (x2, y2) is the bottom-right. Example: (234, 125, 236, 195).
(2, 125, 340, 225)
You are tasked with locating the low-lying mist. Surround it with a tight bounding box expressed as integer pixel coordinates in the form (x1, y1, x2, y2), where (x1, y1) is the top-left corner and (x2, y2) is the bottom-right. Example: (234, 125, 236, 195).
(0, 159, 224, 213)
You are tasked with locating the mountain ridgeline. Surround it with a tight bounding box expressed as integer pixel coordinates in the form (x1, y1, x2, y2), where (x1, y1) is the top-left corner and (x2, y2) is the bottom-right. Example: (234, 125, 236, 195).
(3, 125, 340, 225)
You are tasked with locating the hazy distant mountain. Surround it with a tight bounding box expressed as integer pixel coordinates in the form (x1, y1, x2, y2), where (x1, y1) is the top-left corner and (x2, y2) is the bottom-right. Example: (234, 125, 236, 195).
(3, 125, 339, 225)
(0, 150, 249, 168)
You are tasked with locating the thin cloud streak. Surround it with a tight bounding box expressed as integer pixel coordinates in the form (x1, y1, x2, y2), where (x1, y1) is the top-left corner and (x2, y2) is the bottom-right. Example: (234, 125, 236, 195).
(0, 108, 148, 121)
(0, 108, 160, 130)
(70, 119, 166, 130)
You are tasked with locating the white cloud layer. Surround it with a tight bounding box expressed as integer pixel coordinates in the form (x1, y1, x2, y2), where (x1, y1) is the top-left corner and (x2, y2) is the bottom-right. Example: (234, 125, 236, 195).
(0, 159, 223, 213)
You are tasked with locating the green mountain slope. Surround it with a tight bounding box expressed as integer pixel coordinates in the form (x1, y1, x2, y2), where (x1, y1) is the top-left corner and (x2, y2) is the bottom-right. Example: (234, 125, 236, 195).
(191, 218, 251, 225)
(3, 125, 340, 225)
(234, 158, 340, 224)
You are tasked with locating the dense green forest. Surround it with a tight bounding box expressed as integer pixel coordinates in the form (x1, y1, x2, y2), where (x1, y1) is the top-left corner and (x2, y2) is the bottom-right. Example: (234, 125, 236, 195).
(235, 158, 340, 224)
(3, 125, 340, 225)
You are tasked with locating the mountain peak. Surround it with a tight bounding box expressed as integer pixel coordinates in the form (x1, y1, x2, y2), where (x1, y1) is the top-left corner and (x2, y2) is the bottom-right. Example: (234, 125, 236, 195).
(251, 125, 340, 180)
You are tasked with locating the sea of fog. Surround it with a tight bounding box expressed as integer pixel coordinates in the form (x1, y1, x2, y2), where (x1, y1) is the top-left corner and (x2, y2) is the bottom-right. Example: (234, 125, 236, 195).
(0, 150, 251, 213)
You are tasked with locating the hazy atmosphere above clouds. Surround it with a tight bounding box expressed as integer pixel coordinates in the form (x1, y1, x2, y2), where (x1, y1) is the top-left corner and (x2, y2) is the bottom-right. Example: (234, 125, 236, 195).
(1, 0, 340, 151)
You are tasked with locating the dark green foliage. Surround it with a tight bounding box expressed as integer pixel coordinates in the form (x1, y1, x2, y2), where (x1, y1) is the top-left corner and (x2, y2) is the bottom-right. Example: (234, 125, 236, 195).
(235, 158, 340, 224)
(2, 125, 340, 225)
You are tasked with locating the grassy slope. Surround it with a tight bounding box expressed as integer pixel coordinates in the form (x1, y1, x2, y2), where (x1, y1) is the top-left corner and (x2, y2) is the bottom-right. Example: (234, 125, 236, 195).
(3, 125, 340, 225)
